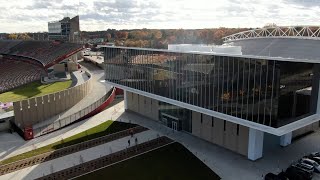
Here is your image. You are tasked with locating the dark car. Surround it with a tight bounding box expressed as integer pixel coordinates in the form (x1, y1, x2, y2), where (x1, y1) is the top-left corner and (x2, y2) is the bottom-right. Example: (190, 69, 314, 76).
(293, 162, 314, 172)
(265, 172, 289, 180)
(285, 164, 313, 180)
(286, 167, 311, 180)
(300, 158, 320, 173)
(309, 152, 320, 157)
(306, 156, 320, 164)
(277, 172, 289, 180)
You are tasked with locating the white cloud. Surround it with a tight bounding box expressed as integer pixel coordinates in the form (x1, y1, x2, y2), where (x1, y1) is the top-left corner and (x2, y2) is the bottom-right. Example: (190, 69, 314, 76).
(0, 0, 319, 33)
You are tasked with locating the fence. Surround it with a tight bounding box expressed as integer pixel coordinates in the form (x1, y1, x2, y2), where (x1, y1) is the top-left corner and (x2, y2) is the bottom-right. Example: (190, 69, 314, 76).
(33, 88, 116, 138)
(13, 71, 93, 131)
(37, 137, 173, 180)
(0, 126, 147, 176)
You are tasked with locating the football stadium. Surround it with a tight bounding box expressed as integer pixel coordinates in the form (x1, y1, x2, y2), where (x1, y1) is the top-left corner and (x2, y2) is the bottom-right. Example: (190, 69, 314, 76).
(0, 39, 117, 140)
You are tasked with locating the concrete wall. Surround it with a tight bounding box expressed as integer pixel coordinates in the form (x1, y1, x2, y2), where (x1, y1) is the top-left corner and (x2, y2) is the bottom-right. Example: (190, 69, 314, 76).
(53, 64, 65, 72)
(13, 71, 93, 130)
(192, 111, 249, 156)
(67, 62, 78, 72)
(33, 88, 115, 137)
(292, 122, 319, 138)
(127, 91, 249, 156)
(126, 91, 159, 121)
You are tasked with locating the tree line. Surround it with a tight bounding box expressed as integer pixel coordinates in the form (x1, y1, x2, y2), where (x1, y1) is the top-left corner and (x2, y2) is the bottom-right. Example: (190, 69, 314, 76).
(1, 27, 250, 49)
(82, 28, 249, 49)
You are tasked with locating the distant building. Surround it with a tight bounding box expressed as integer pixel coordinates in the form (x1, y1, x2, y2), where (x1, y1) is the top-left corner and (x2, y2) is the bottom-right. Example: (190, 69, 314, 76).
(48, 15, 80, 42)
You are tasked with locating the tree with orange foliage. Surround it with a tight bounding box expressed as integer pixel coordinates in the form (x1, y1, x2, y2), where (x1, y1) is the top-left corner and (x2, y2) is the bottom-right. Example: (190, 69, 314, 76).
(115, 31, 128, 40)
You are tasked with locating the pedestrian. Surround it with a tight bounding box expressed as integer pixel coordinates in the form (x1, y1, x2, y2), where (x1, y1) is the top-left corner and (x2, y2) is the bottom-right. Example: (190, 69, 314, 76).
(135, 137, 138, 145)
(128, 139, 130, 146)
(130, 129, 134, 137)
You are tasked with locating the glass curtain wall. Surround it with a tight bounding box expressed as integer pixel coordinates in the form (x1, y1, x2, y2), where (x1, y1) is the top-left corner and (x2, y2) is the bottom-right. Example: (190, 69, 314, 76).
(104, 47, 314, 128)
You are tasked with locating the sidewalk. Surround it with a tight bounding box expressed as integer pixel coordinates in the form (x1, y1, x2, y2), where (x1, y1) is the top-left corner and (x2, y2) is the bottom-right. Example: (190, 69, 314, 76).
(3, 99, 320, 179)
(32, 65, 111, 131)
(71, 71, 88, 86)
(0, 100, 124, 161)
(99, 102, 320, 180)
(0, 130, 160, 180)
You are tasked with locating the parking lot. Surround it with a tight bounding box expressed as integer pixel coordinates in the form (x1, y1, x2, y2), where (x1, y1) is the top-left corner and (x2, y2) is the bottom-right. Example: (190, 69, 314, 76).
(259, 131, 320, 180)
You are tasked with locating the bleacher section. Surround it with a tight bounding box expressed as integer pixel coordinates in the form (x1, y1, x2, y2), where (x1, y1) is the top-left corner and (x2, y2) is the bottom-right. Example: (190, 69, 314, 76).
(0, 40, 22, 54)
(0, 58, 45, 93)
(0, 40, 83, 67)
(231, 38, 320, 60)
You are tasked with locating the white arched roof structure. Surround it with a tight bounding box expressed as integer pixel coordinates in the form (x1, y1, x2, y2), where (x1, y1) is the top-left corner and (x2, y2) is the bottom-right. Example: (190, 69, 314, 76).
(223, 26, 320, 42)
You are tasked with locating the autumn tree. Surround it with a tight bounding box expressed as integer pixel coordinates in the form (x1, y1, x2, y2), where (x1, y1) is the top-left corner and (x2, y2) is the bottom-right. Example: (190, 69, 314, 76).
(18, 33, 31, 40)
(129, 30, 149, 40)
(115, 31, 128, 40)
(8, 34, 18, 40)
(151, 30, 162, 40)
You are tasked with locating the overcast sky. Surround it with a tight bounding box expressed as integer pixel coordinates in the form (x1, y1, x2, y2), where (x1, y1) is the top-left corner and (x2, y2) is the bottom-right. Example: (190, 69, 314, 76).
(0, 0, 319, 33)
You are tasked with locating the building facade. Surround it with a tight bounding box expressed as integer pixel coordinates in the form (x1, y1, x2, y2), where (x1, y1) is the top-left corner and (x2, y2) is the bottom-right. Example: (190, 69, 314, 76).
(48, 16, 80, 42)
(103, 46, 320, 160)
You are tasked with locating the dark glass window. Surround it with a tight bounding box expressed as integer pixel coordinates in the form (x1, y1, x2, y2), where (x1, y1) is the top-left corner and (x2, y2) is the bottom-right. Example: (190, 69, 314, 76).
(104, 47, 315, 128)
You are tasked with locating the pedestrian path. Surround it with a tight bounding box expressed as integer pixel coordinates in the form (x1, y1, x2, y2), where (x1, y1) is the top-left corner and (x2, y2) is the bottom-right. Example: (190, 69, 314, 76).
(40, 137, 173, 180)
(0, 100, 124, 161)
(0, 130, 160, 180)
(109, 102, 320, 180)
(32, 64, 111, 133)
(71, 71, 88, 87)
(5, 99, 320, 179)
(0, 126, 147, 176)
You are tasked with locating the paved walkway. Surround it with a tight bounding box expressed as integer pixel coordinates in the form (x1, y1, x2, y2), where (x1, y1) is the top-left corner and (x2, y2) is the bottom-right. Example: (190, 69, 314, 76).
(0, 130, 160, 180)
(0, 100, 124, 161)
(72, 71, 89, 86)
(97, 102, 320, 180)
(2, 98, 320, 179)
(32, 63, 111, 131)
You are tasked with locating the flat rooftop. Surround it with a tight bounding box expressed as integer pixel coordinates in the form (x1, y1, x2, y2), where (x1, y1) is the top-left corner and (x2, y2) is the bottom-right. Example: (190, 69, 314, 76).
(102, 46, 320, 64)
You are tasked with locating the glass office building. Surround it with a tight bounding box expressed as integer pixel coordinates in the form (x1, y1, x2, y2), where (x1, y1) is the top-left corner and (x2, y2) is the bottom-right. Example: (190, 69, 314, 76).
(104, 47, 316, 128)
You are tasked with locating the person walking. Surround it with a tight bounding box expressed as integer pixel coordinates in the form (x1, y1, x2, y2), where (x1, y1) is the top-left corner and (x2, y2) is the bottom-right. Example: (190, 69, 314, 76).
(135, 137, 138, 145)
(128, 139, 131, 146)
(130, 129, 134, 137)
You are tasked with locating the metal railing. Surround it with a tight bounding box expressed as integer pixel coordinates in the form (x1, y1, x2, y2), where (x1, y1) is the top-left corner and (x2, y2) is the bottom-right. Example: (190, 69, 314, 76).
(33, 88, 115, 137)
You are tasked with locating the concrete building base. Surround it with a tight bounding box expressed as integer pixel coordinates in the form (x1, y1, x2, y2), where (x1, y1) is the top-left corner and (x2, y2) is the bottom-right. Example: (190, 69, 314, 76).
(280, 132, 292, 147)
(248, 128, 264, 161)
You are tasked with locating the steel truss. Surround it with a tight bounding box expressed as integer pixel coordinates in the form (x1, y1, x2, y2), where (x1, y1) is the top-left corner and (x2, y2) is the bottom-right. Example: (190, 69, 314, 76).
(223, 26, 320, 42)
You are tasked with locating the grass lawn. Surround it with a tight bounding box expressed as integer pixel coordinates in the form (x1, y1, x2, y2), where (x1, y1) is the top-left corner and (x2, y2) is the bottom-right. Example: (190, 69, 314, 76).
(77, 142, 221, 180)
(0, 80, 72, 103)
(0, 120, 136, 165)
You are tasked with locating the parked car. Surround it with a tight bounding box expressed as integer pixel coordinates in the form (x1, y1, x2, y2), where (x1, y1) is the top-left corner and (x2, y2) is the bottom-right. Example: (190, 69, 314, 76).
(286, 165, 313, 180)
(304, 155, 320, 164)
(300, 158, 320, 173)
(265, 173, 279, 180)
(309, 152, 320, 157)
(264, 172, 289, 180)
(277, 171, 289, 180)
